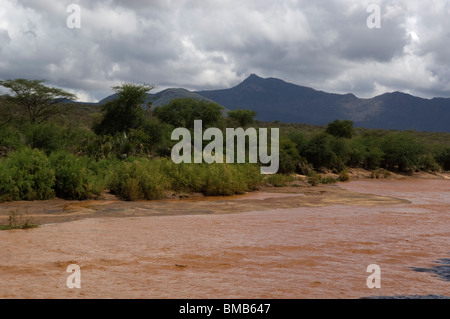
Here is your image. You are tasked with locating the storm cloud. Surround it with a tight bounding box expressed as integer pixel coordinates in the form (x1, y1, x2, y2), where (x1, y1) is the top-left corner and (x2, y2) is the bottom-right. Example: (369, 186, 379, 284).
(0, 0, 449, 101)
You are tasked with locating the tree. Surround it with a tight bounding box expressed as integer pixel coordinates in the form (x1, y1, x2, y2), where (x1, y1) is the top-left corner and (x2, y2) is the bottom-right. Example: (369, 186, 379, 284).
(0, 79, 77, 124)
(304, 132, 337, 169)
(325, 119, 355, 139)
(380, 132, 423, 172)
(94, 83, 154, 135)
(153, 98, 224, 129)
(227, 109, 257, 127)
(278, 138, 302, 174)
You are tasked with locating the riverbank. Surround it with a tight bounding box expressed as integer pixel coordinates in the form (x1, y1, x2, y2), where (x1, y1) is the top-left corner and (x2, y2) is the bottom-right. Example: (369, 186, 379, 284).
(0, 169, 448, 227)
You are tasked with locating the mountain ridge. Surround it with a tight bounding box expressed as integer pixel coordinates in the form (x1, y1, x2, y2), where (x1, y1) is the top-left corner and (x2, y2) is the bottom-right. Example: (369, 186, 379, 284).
(94, 74, 450, 132)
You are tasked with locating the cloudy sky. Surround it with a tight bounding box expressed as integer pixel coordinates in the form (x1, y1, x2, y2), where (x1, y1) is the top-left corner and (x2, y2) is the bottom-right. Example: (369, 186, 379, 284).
(0, 0, 449, 102)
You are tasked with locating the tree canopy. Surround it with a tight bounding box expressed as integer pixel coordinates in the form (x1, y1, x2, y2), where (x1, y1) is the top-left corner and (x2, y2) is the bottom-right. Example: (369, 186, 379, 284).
(94, 83, 154, 135)
(0, 79, 77, 124)
(227, 109, 257, 127)
(325, 119, 355, 139)
(153, 98, 224, 129)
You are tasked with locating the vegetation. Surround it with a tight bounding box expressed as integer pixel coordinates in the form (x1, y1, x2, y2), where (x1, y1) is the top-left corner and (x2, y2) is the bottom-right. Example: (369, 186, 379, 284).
(0, 79, 76, 124)
(0, 79, 449, 204)
(0, 210, 38, 230)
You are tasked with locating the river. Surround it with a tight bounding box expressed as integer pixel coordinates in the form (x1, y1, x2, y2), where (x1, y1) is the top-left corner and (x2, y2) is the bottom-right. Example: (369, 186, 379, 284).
(0, 179, 448, 298)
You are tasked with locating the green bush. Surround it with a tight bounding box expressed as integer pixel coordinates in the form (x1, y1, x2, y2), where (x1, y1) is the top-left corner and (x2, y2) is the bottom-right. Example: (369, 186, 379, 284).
(436, 147, 450, 171)
(321, 176, 337, 184)
(337, 169, 351, 182)
(380, 133, 423, 172)
(108, 158, 169, 201)
(266, 174, 294, 187)
(24, 123, 65, 154)
(307, 171, 322, 186)
(0, 148, 55, 202)
(278, 138, 302, 174)
(304, 133, 337, 170)
(108, 158, 263, 200)
(50, 151, 104, 200)
(370, 168, 391, 179)
(418, 154, 440, 172)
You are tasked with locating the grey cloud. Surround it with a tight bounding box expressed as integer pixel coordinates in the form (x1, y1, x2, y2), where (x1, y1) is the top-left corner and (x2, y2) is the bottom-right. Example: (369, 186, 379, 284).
(0, 0, 449, 101)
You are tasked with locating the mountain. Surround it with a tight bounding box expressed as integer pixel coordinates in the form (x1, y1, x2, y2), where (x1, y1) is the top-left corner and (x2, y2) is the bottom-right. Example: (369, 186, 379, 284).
(195, 74, 450, 132)
(98, 88, 218, 108)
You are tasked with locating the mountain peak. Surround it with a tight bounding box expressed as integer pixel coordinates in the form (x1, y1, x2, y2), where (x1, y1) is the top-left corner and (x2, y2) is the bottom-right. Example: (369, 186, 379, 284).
(242, 73, 263, 83)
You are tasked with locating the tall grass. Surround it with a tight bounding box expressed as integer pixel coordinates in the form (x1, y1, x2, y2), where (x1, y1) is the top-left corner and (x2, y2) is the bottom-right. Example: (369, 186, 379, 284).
(50, 151, 105, 200)
(108, 158, 263, 200)
(0, 148, 55, 202)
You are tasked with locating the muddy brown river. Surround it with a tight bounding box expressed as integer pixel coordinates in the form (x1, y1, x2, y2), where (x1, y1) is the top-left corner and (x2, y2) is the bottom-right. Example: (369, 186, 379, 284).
(0, 178, 449, 299)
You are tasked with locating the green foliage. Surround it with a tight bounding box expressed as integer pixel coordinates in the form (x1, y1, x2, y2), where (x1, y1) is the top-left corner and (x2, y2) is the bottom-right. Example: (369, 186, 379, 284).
(0, 148, 55, 202)
(50, 151, 104, 200)
(337, 169, 351, 182)
(153, 98, 224, 129)
(0, 210, 38, 230)
(307, 171, 322, 186)
(370, 168, 391, 179)
(325, 119, 355, 139)
(227, 109, 257, 127)
(418, 154, 440, 172)
(108, 158, 262, 200)
(436, 147, 450, 171)
(303, 133, 337, 170)
(278, 138, 301, 174)
(0, 79, 77, 124)
(94, 83, 153, 135)
(266, 174, 295, 187)
(380, 133, 423, 172)
(321, 176, 338, 184)
(0, 125, 22, 153)
(108, 158, 169, 201)
(24, 123, 65, 155)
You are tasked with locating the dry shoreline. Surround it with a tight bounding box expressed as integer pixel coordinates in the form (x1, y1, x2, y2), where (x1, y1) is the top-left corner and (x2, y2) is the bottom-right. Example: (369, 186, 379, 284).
(1, 169, 448, 227)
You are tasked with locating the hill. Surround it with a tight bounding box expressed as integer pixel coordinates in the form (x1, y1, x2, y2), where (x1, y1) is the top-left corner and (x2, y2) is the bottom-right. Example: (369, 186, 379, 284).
(195, 74, 450, 132)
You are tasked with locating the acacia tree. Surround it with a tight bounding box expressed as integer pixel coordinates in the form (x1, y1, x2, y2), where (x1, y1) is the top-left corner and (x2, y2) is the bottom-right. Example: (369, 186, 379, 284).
(0, 79, 77, 124)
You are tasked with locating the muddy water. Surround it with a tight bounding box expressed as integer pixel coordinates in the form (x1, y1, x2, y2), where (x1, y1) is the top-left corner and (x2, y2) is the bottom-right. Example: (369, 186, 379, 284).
(0, 179, 449, 299)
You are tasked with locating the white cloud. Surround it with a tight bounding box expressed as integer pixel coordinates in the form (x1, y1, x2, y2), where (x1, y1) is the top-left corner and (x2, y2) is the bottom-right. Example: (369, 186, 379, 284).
(0, 0, 449, 101)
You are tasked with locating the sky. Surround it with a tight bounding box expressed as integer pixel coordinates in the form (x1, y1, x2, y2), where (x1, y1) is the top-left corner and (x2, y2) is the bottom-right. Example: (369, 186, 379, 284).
(0, 0, 449, 102)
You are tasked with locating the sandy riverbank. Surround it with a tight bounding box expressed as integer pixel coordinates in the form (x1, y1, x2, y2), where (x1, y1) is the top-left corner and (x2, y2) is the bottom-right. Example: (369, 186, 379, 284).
(0, 169, 448, 226)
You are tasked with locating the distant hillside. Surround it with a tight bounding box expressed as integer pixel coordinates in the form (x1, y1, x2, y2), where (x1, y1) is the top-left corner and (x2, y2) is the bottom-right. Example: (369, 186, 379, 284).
(98, 88, 220, 108)
(195, 74, 450, 132)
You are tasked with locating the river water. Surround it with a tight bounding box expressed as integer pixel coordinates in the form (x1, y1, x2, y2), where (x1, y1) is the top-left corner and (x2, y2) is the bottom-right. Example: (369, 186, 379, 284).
(0, 179, 449, 299)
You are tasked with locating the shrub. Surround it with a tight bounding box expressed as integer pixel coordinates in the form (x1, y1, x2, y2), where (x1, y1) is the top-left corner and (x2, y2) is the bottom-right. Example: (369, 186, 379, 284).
(307, 171, 322, 186)
(108, 158, 169, 201)
(370, 168, 391, 179)
(278, 138, 302, 174)
(325, 119, 354, 139)
(304, 133, 337, 170)
(0, 147, 55, 202)
(266, 174, 294, 187)
(337, 169, 351, 182)
(380, 133, 423, 172)
(50, 151, 104, 200)
(24, 123, 65, 154)
(418, 154, 440, 172)
(436, 147, 450, 171)
(321, 176, 337, 184)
